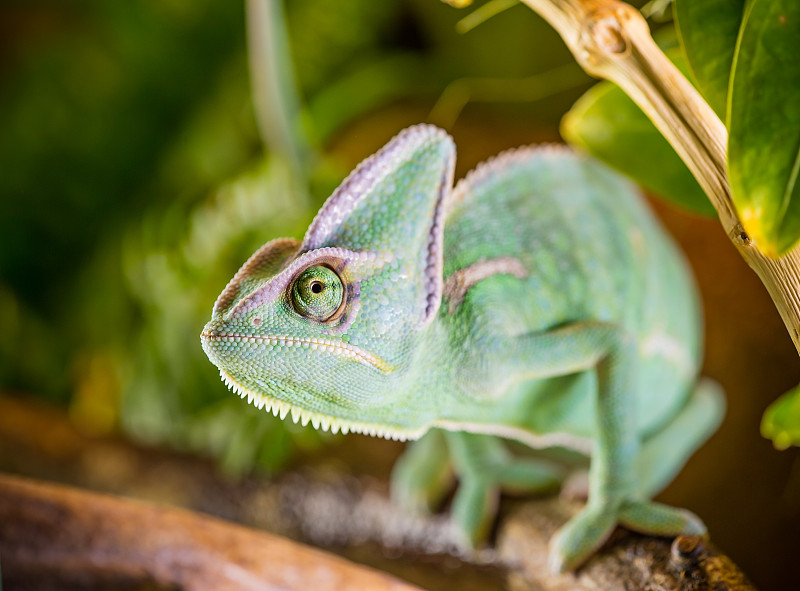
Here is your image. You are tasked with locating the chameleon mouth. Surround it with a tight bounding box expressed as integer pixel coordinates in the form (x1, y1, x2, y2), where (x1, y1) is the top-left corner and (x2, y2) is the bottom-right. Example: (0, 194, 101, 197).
(217, 369, 425, 442)
(201, 333, 394, 374)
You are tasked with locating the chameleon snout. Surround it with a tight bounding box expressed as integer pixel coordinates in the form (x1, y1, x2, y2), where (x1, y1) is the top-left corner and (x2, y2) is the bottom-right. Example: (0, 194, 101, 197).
(200, 319, 230, 369)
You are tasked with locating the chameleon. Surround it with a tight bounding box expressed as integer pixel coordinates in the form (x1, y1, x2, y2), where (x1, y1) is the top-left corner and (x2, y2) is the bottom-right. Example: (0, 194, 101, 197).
(201, 124, 724, 572)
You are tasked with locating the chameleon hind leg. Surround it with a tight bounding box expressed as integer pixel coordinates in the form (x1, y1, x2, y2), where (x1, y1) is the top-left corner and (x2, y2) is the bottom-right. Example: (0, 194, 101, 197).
(561, 379, 725, 500)
(493, 321, 705, 572)
(391, 429, 562, 543)
(636, 378, 725, 497)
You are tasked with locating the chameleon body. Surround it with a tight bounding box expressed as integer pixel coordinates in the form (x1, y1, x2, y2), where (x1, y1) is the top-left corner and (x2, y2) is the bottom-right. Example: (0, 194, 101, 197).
(201, 125, 724, 571)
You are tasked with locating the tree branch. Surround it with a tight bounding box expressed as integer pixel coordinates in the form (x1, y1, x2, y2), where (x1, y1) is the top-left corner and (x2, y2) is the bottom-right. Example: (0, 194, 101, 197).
(0, 473, 425, 591)
(519, 0, 800, 353)
(0, 395, 758, 591)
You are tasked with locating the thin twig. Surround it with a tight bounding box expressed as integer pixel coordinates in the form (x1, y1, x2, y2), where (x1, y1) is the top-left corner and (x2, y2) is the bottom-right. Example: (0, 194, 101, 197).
(428, 64, 589, 129)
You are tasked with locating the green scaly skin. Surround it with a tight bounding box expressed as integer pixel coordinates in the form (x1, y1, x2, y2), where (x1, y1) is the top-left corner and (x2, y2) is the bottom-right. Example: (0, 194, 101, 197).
(201, 125, 725, 572)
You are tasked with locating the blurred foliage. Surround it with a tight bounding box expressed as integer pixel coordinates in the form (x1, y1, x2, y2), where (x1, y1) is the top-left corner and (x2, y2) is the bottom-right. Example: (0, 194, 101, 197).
(0, 0, 250, 406)
(560, 27, 715, 217)
(562, 0, 800, 444)
(288, 0, 402, 98)
(561, 47, 715, 217)
(0, 0, 585, 474)
(677, 0, 800, 258)
(567, 0, 800, 258)
(726, 0, 800, 257)
(0, 0, 246, 315)
(674, 0, 745, 120)
(761, 385, 800, 450)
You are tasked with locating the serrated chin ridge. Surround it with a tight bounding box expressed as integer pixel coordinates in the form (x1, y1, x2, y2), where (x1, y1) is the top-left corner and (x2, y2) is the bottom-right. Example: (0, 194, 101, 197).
(219, 369, 424, 442)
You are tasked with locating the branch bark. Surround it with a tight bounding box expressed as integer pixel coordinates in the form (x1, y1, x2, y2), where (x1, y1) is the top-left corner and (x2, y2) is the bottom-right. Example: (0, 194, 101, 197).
(518, 0, 800, 353)
(499, 500, 757, 591)
(0, 395, 758, 591)
(0, 473, 423, 591)
(0, 471, 758, 591)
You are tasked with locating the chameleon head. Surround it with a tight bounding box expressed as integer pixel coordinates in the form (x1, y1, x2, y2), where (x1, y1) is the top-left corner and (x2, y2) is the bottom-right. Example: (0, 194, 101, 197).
(201, 125, 455, 440)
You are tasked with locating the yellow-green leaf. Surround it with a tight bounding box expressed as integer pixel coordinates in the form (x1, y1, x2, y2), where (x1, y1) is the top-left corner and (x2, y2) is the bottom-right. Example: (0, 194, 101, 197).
(761, 384, 800, 449)
(561, 77, 715, 216)
(728, 0, 800, 256)
(675, 0, 746, 119)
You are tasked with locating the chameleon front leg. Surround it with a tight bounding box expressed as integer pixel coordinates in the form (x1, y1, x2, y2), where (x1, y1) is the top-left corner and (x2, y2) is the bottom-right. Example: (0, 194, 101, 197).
(495, 322, 705, 572)
(445, 431, 563, 545)
(391, 429, 454, 514)
(392, 429, 562, 544)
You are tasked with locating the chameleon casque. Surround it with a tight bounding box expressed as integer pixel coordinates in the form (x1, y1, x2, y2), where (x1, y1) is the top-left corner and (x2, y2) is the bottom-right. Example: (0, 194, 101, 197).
(201, 124, 724, 571)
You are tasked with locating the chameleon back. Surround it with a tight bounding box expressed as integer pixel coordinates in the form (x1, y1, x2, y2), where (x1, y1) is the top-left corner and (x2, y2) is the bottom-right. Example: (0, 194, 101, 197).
(439, 147, 701, 436)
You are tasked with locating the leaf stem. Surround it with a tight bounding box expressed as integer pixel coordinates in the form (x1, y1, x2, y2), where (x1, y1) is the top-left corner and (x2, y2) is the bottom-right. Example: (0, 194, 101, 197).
(246, 0, 313, 173)
(518, 0, 800, 354)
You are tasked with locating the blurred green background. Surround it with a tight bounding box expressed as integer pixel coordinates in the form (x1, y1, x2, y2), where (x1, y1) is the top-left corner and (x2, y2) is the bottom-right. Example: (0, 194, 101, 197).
(1, 1, 798, 589)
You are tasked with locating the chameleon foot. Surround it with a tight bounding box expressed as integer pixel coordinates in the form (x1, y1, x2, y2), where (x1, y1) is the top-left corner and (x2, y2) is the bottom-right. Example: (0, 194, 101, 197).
(549, 499, 706, 573)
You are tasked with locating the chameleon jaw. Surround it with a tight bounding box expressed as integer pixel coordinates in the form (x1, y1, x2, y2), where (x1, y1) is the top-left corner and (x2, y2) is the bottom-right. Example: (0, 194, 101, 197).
(218, 369, 426, 442)
(201, 332, 395, 374)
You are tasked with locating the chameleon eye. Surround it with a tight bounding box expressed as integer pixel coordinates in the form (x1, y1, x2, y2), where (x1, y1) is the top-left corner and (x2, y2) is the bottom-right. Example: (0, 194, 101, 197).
(291, 265, 345, 322)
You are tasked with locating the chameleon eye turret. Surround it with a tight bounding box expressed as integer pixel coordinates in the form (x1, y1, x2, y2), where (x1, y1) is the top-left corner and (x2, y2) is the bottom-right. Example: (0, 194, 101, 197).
(202, 124, 724, 573)
(291, 265, 344, 322)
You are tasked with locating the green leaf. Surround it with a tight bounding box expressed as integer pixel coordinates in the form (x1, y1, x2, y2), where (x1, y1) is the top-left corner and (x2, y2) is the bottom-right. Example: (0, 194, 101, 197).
(761, 384, 800, 449)
(675, 0, 746, 119)
(561, 71, 716, 217)
(728, 0, 800, 256)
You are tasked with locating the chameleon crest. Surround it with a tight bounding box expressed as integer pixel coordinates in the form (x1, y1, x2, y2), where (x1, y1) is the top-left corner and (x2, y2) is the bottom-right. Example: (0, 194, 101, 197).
(202, 125, 723, 572)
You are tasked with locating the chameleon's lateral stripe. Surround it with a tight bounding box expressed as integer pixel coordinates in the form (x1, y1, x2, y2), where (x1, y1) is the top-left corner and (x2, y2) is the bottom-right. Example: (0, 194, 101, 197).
(443, 256, 528, 313)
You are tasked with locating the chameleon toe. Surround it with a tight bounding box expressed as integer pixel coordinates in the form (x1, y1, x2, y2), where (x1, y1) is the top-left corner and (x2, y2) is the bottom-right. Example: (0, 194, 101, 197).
(548, 504, 619, 573)
(619, 500, 707, 537)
